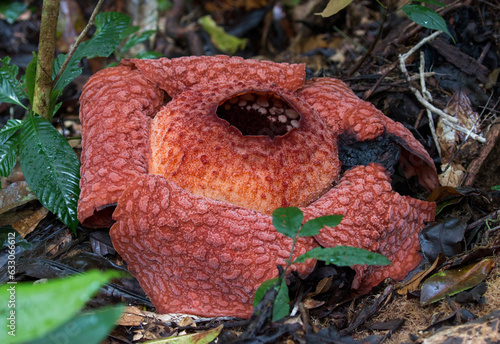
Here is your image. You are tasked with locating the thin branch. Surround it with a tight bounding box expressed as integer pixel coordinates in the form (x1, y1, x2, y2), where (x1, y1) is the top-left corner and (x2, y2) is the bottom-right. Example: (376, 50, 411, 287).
(348, 6, 388, 76)
(52, 0, 105, 88)
(419, 51, 441, 158)
(399, 31, 486, 143)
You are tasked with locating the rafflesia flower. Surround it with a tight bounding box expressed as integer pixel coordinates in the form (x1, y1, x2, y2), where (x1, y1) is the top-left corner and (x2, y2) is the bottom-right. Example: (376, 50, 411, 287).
(78, 55, 438, 318)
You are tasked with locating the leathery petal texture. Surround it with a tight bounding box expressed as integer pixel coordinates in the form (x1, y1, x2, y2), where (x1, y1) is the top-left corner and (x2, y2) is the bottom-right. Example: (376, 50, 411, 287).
(111, 174, 317, 317)
(78, 55, 438, 319)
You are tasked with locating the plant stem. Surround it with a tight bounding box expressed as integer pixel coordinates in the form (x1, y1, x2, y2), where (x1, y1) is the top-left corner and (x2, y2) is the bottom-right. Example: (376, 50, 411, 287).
(282, 229, 301, 278)
(33, 0, 60, 120)
(52, 0, 105, 88)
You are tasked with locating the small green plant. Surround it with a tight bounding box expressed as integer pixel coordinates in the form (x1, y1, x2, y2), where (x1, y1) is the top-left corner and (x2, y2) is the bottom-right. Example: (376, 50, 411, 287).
(0, 11, 155, 232)
(401, 0, 454, 41)
(316, 0, 454, 42)
(253, 207, 391, 321)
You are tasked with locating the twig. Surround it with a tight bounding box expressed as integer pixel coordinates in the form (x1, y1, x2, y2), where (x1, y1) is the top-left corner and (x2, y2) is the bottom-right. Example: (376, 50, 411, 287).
(52, 0, 105, 88)
(348, 7, 387, 76)
(419, 51, 441, 157)
(399, 31, 486, 143)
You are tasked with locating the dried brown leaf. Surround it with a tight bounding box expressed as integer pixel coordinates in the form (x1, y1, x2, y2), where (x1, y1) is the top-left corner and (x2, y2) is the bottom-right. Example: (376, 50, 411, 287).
(396, 254, 444, 295)
(11, 206, 48, 238)
(438, 90, 481, 166)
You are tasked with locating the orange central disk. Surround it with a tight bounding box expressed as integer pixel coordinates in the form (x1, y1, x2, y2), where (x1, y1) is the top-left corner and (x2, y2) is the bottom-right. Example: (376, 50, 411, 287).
(149, 81, 341, 215)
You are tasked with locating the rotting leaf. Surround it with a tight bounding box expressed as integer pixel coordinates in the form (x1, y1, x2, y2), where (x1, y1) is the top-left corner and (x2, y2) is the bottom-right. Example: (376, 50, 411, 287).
(0, 181, 38, 219)
(420, 258, 495, 306)
(11, 206, 49, 238)
(198, 15, 247, 55)
(419, 216, 467, 263)
(141, 324, 223, 344)
(437, 91, 481, 187)
(315, 0, 353, 17)
(444, 91, 481, 143)
(452, 281, 488, 303)
(427, 186, 465, 215)
(396, 253, 444, 295)
(422, 310, 500, 343)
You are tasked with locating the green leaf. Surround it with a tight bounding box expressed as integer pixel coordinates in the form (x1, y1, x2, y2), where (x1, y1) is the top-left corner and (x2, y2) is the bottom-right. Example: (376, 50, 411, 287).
(24, 52, 37, 106)
(48, 89, 63, 119)
(492, 185, 500, 191)
(0, 119, 22, 178)
(119, 25, 140, 41)
(0, 57, 27, 109)
(0, 270, 124, 344)
(158, 0, 173, 11)
(315, 0, 353, 17)
(53, 12, 131, 92)
(295, 246, 391, 266)
(272, 278, 290, 321)
(402, 4, 454, 42)
(0, 119, 23, 144)
(253, 276, 292, 321)
(198, 15, 247, 55)
(272, 207, 304, 239)
(28, 305, 125, 344)
(0, 132, 19, 178)
(0, 1, 27, 24)
(300, 215, 343, 237)
(253, 277, 278, 307)
(19, 115, 80, 230)
(121, 29, 156, 53)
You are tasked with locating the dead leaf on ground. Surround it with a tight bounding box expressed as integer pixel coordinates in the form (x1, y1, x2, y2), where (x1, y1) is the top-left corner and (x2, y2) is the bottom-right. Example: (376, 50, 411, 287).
(11, 206, 48, 238)
(427, 186, 481, 215)
(118, 306, 202, 327)
(302, 276, 332, 310)
(396, 254, 445, 295)
(0, 181, 37, 220)
(420, 258, 495, 306)
(422, 310, 500, 344)
(437, 91, 482, 187)
(315, 0, 353, 17)
(419, 216, 468, 263)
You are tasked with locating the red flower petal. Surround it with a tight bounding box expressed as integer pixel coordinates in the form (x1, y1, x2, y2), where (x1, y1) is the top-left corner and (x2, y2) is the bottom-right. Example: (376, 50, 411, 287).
(110, 174, 317, 318)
